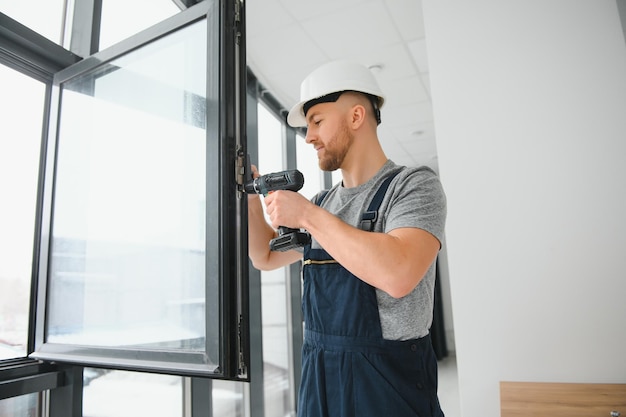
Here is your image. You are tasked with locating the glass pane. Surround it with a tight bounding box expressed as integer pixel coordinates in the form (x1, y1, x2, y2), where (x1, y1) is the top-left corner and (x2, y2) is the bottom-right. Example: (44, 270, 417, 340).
(0, 64, 45, 360)
(257, 102, 284, 175)
(296, 133, 324, 200)
(260, 267, 291, 417)
(83, 368, 182, 417)
(256, 103, 293, 417)
(46, 19, 216, 358)
(0, 392, 39, 417)
(100, 0, 180, 50)
(0, 0, 65, 44)
(213, 380, 245, 417)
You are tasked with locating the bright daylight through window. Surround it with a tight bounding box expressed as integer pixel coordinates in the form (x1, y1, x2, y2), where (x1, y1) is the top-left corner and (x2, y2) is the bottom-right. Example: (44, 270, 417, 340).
(45, 17, 214, 358)
(0, 64, 45, 361)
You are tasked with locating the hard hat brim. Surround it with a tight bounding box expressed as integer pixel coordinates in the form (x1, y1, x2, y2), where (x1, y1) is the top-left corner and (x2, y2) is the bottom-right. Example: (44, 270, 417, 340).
(287, 100, 308, 128)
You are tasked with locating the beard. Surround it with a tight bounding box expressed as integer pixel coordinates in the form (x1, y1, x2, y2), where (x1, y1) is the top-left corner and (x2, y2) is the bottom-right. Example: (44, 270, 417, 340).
(318, 121, 353, 172)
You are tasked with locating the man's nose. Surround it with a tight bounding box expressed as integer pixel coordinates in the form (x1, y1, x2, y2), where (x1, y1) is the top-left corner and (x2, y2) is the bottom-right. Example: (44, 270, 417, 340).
(304, 129, 315, 144)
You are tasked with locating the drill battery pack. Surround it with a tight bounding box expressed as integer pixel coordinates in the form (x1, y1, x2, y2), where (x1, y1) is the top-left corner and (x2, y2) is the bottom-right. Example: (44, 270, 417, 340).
(269, 228, 311, 252)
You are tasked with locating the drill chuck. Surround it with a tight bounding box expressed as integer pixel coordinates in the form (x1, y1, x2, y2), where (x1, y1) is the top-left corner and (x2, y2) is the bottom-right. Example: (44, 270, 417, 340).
(244, 170, 304, 195)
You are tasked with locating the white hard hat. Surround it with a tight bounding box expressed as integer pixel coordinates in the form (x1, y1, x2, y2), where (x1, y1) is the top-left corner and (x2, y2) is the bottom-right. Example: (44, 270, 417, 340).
(287, 60, 386, 127)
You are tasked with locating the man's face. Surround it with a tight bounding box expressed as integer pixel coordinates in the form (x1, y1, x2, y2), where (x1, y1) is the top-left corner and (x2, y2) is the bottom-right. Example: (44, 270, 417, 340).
(304, 102, 353, 171)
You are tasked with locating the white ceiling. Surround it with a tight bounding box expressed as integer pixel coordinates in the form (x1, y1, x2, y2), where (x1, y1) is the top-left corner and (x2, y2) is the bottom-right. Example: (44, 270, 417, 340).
(245, 0, 439, 172)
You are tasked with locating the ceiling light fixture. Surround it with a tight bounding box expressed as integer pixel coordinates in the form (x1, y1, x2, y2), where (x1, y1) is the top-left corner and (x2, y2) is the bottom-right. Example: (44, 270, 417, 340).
(367, 64, 384, 74)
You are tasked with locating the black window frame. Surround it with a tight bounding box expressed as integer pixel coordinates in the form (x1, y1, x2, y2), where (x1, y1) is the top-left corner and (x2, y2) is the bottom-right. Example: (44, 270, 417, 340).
(1, 0, 249, 382)
(1, 4, 249, 416)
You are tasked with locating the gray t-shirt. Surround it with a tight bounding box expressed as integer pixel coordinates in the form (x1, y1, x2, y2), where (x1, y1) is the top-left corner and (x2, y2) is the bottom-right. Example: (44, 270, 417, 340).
(311, 160, 447, 340)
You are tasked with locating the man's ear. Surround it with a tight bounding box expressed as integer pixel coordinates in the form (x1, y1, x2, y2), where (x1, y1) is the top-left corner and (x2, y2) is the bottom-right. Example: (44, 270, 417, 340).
(350, 104, 366, 129)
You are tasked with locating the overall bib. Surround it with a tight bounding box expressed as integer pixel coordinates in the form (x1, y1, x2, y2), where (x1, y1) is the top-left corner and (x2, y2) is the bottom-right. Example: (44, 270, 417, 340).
(298, 174, 445, 417)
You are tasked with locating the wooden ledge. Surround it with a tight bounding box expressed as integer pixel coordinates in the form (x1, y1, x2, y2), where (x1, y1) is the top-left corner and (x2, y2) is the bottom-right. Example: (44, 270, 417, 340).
(500, 381, 626, 417)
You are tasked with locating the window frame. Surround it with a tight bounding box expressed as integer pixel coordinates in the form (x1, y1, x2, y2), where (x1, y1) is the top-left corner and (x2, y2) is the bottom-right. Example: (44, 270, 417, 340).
(27, 0, 249, 380)
(1, 11, 80, 412)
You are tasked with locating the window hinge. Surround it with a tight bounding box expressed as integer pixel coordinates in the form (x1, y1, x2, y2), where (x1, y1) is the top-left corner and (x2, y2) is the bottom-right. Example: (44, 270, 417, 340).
(235, 146, 245, 193)
(234, 0, 242, 45)
(234, 0, 241, 22)
(237, 314, 247, 378)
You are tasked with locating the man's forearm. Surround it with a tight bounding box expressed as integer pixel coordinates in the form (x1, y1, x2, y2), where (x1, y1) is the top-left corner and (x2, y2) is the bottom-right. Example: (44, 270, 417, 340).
(248, 195, 302, 270)
(300, 204, 439, 298)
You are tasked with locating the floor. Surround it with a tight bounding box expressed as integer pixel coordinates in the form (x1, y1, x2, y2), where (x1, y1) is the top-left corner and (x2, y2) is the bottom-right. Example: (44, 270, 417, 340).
(437, 354, 461, 417)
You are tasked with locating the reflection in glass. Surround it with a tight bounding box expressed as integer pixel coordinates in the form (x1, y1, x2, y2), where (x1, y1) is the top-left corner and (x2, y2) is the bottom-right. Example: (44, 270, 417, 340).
(46, 20, 216, 357)
(0, 64, 46, 360)
(0, 392, 39, 417)
(83, 368, 182, 417)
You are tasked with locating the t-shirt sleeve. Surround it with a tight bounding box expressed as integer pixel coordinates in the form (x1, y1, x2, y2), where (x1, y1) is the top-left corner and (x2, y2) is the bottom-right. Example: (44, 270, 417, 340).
(383, 168, 447, 245)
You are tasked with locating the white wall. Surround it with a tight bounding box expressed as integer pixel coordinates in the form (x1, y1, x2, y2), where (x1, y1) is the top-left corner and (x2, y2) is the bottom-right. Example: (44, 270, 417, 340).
(423, 1, 626, 416)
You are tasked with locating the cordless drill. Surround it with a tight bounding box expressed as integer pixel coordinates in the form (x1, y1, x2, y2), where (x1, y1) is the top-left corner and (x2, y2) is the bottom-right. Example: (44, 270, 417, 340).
(244, 169, 312, 251)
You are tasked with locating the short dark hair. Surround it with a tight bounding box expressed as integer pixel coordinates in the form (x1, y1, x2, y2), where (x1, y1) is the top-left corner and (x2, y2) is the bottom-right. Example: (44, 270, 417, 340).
(302, 90, 381, 125)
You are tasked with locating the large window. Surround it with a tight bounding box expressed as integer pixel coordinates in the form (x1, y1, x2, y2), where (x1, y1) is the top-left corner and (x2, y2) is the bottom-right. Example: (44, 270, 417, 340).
(0, 64, 46, 361)
(46, 18, 210, 353)
(30, 1, 248, 379)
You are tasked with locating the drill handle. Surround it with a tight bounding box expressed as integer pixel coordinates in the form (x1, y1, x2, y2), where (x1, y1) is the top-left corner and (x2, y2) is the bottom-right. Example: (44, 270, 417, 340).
(270, 226, 311, 252)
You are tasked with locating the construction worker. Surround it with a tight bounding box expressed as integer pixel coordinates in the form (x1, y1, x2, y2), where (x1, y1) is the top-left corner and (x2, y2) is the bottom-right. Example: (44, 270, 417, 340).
(248, 60, 447, 417)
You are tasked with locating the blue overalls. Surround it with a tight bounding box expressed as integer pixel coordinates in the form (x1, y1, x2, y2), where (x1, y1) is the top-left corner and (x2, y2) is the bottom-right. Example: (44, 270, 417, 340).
(298, 173, 445, 417)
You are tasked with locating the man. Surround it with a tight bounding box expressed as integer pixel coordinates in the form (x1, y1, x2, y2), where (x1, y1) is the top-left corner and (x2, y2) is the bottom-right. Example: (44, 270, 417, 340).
(248, 60, 446, 417)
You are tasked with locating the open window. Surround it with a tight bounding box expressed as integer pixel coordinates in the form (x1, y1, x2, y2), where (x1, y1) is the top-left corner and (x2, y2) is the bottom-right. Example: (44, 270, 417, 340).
(29, 0, 249, 380)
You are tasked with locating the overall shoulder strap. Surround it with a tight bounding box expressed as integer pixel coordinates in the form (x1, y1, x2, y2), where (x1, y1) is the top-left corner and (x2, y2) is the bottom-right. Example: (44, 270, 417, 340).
(360, 170, 401, 231)
(315, 190, 330, 206)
